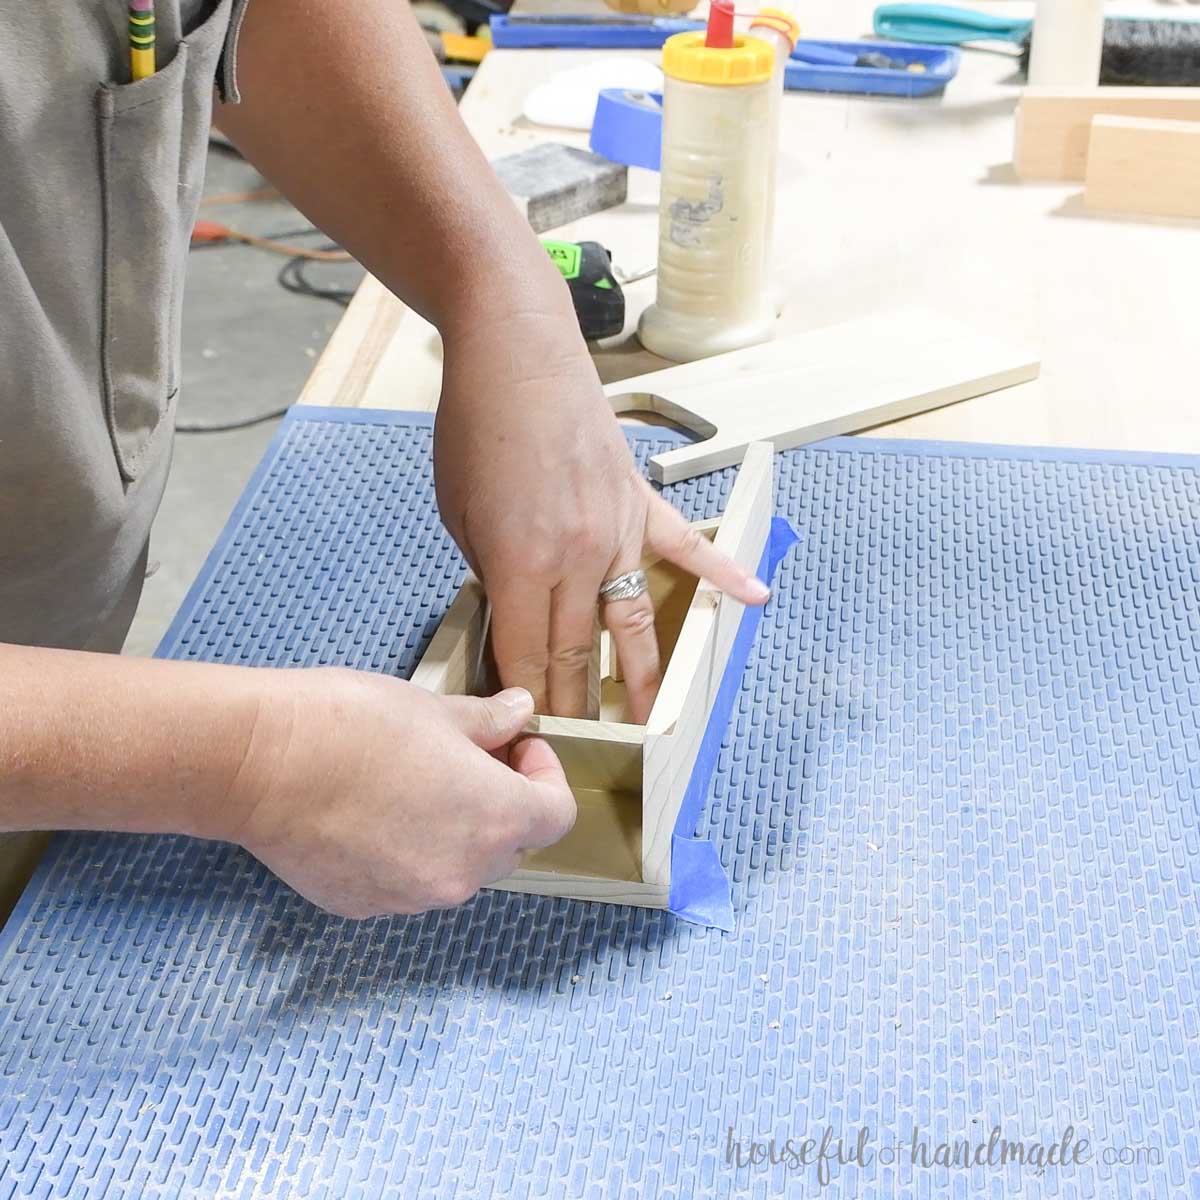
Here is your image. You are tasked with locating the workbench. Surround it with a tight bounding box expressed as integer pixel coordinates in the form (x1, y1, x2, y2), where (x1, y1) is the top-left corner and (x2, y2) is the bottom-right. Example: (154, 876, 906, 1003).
(2, 5, 1200, 1198)
(301, 0, 1200, 457)
(4, 403, 1200, 1197)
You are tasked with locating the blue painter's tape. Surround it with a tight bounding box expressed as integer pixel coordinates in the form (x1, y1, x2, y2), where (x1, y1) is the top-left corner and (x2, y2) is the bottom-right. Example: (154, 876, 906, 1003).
(665, 837, 731, 930)
(667, 517, 801, 931)
(490, 13, 702, 49)
(589, 88, 663, 171)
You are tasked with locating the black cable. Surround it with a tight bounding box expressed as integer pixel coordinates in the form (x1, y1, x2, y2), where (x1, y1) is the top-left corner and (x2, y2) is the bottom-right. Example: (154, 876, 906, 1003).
(188, 34, 476, 433)
(206, 134, 242, 156)
(176, 406, 290, 434)
(179, 231, 360, 432)
(277, 251, 358, 307)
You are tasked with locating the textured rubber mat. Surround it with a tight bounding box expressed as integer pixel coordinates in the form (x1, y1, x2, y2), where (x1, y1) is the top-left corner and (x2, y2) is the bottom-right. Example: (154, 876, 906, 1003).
(1, 408, 1199, 1199)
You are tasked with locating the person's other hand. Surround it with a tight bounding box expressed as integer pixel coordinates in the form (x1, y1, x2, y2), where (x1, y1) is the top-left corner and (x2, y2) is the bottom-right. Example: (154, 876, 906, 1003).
(434, 314, 770, 724)
(222, 669, 575, 918)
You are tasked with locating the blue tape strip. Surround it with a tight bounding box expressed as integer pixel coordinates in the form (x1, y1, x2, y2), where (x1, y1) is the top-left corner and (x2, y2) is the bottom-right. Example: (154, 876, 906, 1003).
(490, 13, 702, 49)
(667, 517, 801, 931)
(589, 88, 663, 171)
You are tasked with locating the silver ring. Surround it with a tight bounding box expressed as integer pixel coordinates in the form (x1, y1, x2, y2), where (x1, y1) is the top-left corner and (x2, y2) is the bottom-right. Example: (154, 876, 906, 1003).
(599, 569, 648, 604)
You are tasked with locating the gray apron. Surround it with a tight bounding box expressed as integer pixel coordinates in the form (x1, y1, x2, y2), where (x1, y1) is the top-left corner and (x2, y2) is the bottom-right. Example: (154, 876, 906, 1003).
(0, 0, 247, 652)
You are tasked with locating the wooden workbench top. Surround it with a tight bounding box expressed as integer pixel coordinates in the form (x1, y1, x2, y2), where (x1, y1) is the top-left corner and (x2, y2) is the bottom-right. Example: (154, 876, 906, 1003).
(299, 1, 1200, 457)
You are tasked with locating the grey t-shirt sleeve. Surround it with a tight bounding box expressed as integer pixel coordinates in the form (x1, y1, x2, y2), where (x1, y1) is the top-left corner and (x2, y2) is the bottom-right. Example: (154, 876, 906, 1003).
(182, 0, 250, 103)
(217, 0, 251, 103)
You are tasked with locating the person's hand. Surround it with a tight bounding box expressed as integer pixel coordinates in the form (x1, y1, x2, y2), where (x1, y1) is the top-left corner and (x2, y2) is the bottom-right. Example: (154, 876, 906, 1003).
(219, 668, 576, 918)
(434, 312, 770, 724)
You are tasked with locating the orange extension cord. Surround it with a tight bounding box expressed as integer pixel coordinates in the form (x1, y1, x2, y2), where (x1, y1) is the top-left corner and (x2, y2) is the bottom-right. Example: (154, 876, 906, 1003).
(192, 188, 351, 262)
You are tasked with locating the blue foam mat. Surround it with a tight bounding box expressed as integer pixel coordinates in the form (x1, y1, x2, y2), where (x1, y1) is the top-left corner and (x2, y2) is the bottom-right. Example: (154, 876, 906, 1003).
(2, 408, 1199, 1198)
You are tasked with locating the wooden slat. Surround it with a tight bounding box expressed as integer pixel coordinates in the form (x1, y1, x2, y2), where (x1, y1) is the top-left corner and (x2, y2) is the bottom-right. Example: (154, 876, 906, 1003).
(1084, 115, 1200, 220)
(640, 442, 774, 887)
(1014, 86, 1200, 182)
(408, 575, 489, 695)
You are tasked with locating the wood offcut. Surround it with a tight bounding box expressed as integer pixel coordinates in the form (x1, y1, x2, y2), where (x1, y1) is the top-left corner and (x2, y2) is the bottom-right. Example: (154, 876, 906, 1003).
(1084, 115, 1200, 220)
(1014, 85, 1200, 181)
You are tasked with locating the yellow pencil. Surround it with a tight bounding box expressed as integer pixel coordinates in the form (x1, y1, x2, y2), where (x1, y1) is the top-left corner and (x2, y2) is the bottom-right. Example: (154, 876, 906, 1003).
(129, 0, 156, 81)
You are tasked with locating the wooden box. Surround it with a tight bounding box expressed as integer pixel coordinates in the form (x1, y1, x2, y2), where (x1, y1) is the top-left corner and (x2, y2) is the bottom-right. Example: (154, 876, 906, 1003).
(410, 442, 775, 907)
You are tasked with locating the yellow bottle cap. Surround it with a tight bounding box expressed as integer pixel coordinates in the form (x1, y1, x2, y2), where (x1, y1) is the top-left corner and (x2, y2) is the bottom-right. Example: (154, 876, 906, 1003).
(661, 31, 774, 86)
(750, 8, 801, 51)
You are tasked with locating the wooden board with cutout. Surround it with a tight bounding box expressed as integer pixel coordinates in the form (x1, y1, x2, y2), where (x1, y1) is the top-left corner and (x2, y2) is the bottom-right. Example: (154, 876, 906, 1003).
(602, 309, 1039, 484)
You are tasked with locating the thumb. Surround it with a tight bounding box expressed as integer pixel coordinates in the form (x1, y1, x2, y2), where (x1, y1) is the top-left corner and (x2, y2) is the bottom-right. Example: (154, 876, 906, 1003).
(510, 735, 567, 787)
(509, 737, 577, 850)
(442, 688, 534, 750)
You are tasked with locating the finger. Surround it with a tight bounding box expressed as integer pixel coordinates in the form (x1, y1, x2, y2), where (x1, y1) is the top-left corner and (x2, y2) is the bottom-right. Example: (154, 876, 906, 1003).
(604, 579, 661, 725)
(488, 582, 552, 713)
(508, 737, 577, 851)
(644, 493, 771, 606)
(548, 575, 604, 718)
(442, 688, 534, 751)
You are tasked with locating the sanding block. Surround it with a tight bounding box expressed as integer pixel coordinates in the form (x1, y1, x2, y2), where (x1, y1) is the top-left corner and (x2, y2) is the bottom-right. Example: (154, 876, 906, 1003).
(491, 143, 628, 234)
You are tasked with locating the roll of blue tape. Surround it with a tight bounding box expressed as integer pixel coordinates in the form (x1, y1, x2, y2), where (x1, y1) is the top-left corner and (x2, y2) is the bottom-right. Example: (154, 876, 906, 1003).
(589, 87, 663, 172)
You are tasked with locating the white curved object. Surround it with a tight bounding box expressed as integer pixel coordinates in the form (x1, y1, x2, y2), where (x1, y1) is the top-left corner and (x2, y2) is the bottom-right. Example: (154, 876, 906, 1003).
(522, 58, 664, 131)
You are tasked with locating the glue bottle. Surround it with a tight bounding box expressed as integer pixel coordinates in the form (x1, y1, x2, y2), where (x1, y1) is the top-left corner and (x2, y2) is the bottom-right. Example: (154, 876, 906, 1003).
(749, 6, 800, 316)
(638, 2, 778, 363)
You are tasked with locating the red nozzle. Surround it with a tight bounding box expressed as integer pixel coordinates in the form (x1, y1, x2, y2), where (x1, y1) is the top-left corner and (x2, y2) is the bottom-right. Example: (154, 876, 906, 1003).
(705, 0, 735, 48)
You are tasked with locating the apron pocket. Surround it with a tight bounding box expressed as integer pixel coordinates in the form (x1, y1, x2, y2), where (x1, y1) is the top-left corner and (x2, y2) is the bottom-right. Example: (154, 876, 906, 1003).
(96, 0, 232, 483)
(98, 50, 190, 483)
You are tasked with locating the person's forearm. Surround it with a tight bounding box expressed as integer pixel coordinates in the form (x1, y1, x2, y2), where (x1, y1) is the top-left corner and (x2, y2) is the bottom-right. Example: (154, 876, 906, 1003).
(0, 645, 283, 840)
(214, 0, 577, 347)
(0, 646, 577, 916)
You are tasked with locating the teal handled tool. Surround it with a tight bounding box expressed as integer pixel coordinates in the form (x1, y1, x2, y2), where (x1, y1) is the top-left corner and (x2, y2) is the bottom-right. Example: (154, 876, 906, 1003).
(872, 4, 1200, 84)
(873, 4, 1031, 46)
